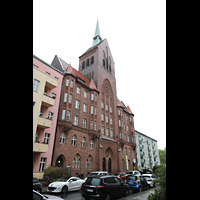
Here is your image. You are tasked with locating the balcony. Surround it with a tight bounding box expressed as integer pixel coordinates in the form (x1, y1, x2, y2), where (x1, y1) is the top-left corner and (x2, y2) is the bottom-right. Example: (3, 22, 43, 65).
(141, 159, 145, 163)
(41, 94, 55, 108)
(37, 117, 52, 129)
(140, 151, 144, 156)
(139, 137, 143, 143)
(33, 142, 48, 153)
(45, 76, 58, 90)
(154, 161, 158, 165)
(139, 144, 144, 149)
(153, 154, 157, 158)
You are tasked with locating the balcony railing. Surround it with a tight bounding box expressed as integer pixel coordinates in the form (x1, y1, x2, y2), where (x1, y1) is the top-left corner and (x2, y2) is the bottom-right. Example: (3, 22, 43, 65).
(41, 94, 55, 107)
(33, 142, 48, 153)
(37, 116, 52, 129)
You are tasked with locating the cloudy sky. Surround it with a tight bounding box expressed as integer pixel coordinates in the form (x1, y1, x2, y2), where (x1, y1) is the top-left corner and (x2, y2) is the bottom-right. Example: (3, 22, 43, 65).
(33, 0, 166, 150)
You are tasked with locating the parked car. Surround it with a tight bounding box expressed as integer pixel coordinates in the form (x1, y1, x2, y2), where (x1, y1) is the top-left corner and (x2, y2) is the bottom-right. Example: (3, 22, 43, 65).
(126, 170, 141, 176)
(39, 176, 52, 186)
(33, 190, 64, 200)
(82, 175, 129, 200)
(84, 171, 108, 181)
(141, 174, 156, 187)
(47, 177, 85, 193)
(33, 177, 42, 193)
(125, 175, 148, 192)
(113, 172, 127, 182)
(141, 169, 153, 174)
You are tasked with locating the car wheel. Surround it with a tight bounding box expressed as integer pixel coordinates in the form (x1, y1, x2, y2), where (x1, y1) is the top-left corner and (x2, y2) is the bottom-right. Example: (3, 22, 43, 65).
(62, 186, 68, 193)
(105, 194, 111, 200)
(124, 189, 129, 197)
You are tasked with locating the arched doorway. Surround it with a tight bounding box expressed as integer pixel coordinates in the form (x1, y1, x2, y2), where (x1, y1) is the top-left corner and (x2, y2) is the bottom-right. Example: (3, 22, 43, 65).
(108, 158, 111, 173)
(102, 157, 106, 171)
(55, 155, 66, 167)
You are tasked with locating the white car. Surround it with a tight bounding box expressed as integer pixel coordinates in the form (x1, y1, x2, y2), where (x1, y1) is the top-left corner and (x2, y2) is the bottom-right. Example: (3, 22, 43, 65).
(141, 174, 156, 187)
(126, 170, 141, 176)
(33, 190, 64, 200)
(47, 177, 85, 193)
(84, 171, 108, 181)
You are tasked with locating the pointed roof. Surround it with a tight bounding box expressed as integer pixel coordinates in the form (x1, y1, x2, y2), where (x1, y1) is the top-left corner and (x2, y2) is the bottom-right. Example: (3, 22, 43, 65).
(117, 98, 134, 116)
(92, 18, 102, 46)
(125, 105, 134, 115)
(89, 79, 99, 92)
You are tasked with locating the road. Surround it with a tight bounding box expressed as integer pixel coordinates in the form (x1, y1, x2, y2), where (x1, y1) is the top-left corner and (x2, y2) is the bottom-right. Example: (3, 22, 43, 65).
(43, 188, 155, 200)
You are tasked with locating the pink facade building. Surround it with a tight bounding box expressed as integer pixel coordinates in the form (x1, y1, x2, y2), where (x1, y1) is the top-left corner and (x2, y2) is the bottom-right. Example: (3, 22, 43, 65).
(33, 54, 64, 178)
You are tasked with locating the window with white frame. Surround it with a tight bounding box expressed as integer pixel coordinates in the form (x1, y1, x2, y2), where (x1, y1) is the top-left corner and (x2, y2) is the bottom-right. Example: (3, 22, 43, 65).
(119, 119, 121, 127)
(106, 104, 108, 111)
(72, 135, 77, 146)
(60, 132, 66, 144)
(82, 118, 86, 128)
(90, 139, 94, 149)
(127, 125, 129, 131)
(44, 133, 50, 144)
(35, 131, 39, 142)
(90, 120, 93, 129)
(70, 80, 74, 88)
(118, 109, 120, 115)
(94, 121, 97, 130)
(127, 135, 130, 142)
(77, 86, 80, 94)
(110, 106, 112, 113)
(91, 93, 94, 100)
(33, 79, 40, 92)
(91, 105, 93, 114)
(61, 109, 66, 120)
(84, 91, 87, 99)
(67, 110, 70, 121)
(69, 94, 72, 104)
(83, 103, 87, 113)
(48, 112, 53, 120)
(75, 100, 80, 109)
(101, 113, 104, 121)
(81, 137, 86, 148)
(95, 94, 97, 102)
(74, 115, 78, 126)
(64, 92, 67, 102)
(66, 78, 69, 86)
(106, 115, 108, 123)
(101, 126, 104, 134)
(73, 154, 80, 169)
(106, 128, 109, 136)
(101, 101, 104, 108)
(39, 157, 46, 172)
(110, 129, 113, 137)
(94, 106, 97, 115)
(110, 117, 112, 125)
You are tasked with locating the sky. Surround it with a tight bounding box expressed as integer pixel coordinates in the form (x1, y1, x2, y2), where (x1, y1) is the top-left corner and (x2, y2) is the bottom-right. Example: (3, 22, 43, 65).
(33, 0, 166, 150)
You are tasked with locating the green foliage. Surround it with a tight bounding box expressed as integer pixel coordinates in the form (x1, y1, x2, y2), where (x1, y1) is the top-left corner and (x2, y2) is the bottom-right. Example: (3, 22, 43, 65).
(147, 165, 166, 200)
(159, 147, 166, 165)
(44, 166, 71, 180)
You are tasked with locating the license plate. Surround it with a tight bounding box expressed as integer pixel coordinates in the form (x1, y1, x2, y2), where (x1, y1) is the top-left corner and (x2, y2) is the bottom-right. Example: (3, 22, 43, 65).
(129, 182, 134, 184)
(87, 189, 93, 192)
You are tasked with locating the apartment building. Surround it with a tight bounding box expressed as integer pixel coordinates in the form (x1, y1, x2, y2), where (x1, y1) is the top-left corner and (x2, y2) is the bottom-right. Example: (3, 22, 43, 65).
(33, 54, 63, 178)
(135, 130, 160, 171)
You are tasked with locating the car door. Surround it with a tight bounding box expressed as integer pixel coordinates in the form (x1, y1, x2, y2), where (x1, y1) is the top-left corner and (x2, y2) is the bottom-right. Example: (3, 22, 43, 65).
(114, 177, 124, 197)
(68, 178, 78, 191)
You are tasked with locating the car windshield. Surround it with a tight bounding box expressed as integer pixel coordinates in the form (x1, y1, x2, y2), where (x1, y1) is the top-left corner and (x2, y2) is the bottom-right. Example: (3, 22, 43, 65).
(126, 176, 136, 180)
(57, 178, 68, 182)
(86, 178, 101, 186)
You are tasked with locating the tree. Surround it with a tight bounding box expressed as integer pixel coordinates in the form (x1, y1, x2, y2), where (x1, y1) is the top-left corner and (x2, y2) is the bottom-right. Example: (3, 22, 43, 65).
(159, 147, 166, 165)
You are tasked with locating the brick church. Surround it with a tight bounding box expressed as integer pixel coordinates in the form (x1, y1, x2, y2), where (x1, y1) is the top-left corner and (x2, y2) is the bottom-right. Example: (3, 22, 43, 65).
(51, 19, 136, 177)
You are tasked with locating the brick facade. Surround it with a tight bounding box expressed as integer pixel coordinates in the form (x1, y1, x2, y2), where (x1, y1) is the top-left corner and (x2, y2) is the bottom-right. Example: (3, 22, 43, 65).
(51, 39, 136, 177)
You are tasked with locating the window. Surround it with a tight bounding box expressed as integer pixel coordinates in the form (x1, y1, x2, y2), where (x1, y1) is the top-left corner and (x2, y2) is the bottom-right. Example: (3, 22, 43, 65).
(91, 106, 93, 114)
(106, 115, 108, 123)
(101, 113, 104, 121)
(94, 106, 97, 115)
(44, 133, 50, 144)
(124, 134, 126, 141)
(54, 77, 58, 81)
(48, 112, 53, 120)
(33, 79, 40, 92)
(64, 92, 68, 103)
(84, 91, 87, 99)
(101, 101, 104, 108)
(75, 100, 80, 109)
(86, 155, 93, 169)
(95, 94, 97, 101)
(90, 120, 93, 129)
(106, 104, 108, 111)
(82, 118, 86, 128)
(127, 135, 130, 142)
(61, 109, 66, 120)
(69, 94, 72, 104)
(106, 128, 109, 136)
(33, 65, 38, 69)
(82, 61, 85, 70)
(127, 125, 129, 131)
(66, 78, 69, 86)
(119, 132, 121, 139)
(119, 119, 121, 127)
(40, 109, 43, 117)
(60, 132, 66, 144)
(67, 110, 71, 121)
(90, 139, 94, 149)
(91, 93, 94, 100)
(110, 117, 112, 125)
(72, 135, 77, 146)
(101, 126, 104, 135)
(110, 129, 113, 137)
(129, 148, 131, 156)
(125, 147, 127, 155)
(77, 86, 80, 94)
(52, 93, 56, 99)
(86, 59, 89, 66)
(118, 110, 120, 115)
(81, 137, 86, 148)
(74, 115, 78, 126)
(39, 158, 46, 172)
(110, 106, 112, 113)
(83, 103, 87, 113)
(33, 102, 35, 110)
(130, 116, 132, 122)
(70, 80, 74, 88)
(35, 131, 39, 142)
(91, 56, 94, 64)
(45, 72, 50, 76)
(73, 154, 80, 169)
(94, 121, 97, 130)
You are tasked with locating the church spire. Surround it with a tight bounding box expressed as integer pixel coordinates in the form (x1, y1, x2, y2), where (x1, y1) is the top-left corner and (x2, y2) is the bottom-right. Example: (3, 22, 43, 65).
(92, 18, 102, 46)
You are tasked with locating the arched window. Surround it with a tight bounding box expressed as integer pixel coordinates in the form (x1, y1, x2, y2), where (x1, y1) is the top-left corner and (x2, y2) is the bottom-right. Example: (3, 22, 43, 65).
(102, 51, 105, 68)
(129, 148, 131, 156)
(72, 135, 76, 146)
(73, 154, 80, 169)
(90, 139, 94, 149)
(86, 59, 89, 67)
(82, 61, 85, 70)
(60, 132, 66, 144)
(91, 56, 94, 64)
(81, 137, 86, 148)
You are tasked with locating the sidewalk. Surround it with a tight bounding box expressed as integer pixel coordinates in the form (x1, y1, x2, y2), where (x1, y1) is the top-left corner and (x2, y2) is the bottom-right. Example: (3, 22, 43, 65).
(120, 188, 155, 200)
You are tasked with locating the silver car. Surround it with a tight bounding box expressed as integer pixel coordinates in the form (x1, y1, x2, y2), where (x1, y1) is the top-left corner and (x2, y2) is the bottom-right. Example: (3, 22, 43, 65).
(33, 190, 64, 200)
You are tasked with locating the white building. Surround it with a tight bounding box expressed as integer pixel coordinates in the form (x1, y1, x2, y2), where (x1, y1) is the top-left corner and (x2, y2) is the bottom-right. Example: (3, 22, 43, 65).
(135, 130, 160, 171)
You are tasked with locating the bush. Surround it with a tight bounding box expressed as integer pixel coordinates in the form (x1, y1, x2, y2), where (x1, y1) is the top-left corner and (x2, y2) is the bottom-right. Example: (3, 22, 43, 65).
(44, 166, 71, 180)
(147, 165, 166, 200)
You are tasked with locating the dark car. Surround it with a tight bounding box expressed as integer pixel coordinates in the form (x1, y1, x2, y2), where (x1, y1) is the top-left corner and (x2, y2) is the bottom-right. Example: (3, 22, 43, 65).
(33, 177, 42, 193)
(82, 175, 129, 200)
(125, 175, 149, 192)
